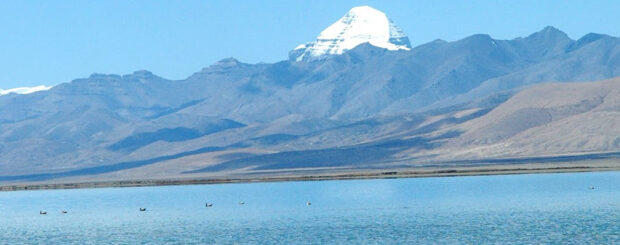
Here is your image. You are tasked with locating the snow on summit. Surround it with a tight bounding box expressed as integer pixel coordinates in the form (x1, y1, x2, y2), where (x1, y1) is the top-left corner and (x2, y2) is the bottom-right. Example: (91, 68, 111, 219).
(290, 6, 411, 62)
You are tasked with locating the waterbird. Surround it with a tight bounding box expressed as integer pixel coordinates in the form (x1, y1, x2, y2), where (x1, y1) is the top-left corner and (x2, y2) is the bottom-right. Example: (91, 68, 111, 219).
(238, 201, 245, 205)
(139, 208, 146, 212)
(39, 211, 47, 215)
(306, 202, 311, 206)
(61, 210, 68, 214)
(206, 203, 213, 207)
(589, 186, 595, 190)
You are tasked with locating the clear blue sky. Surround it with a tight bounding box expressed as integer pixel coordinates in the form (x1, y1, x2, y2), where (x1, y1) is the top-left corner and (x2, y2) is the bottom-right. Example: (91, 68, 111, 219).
(1, 0, 618, 88)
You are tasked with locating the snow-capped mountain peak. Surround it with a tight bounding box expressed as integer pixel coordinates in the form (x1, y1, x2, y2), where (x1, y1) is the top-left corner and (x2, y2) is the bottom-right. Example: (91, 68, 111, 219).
(290, 6, 411, 62)
(0, 85, 52, 96)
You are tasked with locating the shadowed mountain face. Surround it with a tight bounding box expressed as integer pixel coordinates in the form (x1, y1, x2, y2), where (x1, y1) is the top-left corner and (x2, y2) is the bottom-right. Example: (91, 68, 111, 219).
(0, 27, 619, 181)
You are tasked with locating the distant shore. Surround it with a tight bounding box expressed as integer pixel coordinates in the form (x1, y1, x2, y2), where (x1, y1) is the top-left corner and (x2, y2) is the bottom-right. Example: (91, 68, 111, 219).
(1, 162, 618, 192)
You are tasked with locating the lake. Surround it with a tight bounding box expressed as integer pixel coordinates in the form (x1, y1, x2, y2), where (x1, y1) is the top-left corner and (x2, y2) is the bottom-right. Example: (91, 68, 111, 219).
(0, 172, 618, 244)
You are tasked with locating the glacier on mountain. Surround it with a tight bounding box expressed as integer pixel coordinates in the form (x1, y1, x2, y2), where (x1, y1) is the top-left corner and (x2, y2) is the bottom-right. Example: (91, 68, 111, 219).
(290, 6, 411, 62)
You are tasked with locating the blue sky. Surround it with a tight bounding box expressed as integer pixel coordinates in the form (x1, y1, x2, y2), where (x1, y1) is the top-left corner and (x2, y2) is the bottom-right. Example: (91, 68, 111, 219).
(1, 0, 618, 88)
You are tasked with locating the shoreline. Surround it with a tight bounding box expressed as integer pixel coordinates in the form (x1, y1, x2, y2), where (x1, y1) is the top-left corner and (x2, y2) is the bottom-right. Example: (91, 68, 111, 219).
(1, 163, 618, 192)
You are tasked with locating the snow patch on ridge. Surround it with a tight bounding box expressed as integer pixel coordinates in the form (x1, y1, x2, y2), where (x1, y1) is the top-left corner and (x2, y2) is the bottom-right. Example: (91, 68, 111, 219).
(0, 85, 53, 96)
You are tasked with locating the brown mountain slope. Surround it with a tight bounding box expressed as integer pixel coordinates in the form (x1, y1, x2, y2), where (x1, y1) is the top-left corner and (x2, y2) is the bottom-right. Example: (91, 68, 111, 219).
(425, 77, 620, 160)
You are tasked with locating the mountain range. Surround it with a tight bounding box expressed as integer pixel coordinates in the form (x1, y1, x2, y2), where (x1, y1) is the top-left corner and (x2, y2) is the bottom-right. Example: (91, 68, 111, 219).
(0, 6, 618, 183)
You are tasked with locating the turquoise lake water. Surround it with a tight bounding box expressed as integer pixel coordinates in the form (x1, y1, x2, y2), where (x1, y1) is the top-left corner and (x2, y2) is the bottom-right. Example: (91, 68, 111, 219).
(0, 172, 618, 244)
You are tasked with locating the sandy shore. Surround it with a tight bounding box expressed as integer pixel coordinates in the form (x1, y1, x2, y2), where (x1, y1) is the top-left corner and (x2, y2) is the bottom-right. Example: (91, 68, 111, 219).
(1, 161, 618, 192)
